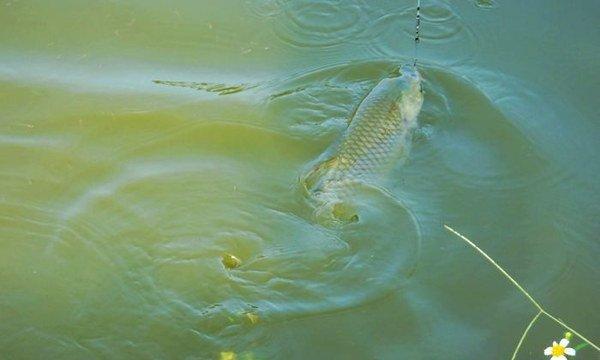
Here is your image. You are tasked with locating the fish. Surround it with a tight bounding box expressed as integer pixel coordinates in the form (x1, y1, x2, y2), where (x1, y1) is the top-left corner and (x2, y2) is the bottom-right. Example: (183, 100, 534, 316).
(301, 65, 424, 223)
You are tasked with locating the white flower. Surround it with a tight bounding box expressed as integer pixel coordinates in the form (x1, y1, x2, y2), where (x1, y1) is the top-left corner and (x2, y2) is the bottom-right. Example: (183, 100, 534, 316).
(544, 338, 576, 359)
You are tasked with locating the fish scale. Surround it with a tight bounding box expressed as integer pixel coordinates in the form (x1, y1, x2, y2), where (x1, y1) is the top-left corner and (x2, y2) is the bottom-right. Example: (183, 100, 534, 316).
(302, 65, 423, 218)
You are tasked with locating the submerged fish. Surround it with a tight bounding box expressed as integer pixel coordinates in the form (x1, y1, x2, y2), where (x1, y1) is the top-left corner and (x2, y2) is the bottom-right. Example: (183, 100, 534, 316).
(301, 65, 424, 223)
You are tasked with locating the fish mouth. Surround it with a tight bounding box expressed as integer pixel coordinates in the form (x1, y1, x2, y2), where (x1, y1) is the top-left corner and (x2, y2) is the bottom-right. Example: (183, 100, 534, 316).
(386, 64, 422, 94)
(400, 65, 420, 82)
(399, 65, 422, 94)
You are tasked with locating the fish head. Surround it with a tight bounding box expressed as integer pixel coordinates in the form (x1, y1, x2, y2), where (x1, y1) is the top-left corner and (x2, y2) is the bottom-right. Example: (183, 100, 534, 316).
(400, 64, 422, 87)
(386, 65, 424, 122)
(387, 64, 421, 90)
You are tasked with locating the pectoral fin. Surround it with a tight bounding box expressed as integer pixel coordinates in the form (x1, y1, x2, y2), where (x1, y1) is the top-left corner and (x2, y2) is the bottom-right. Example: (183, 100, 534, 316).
(301, 156, 339, 193)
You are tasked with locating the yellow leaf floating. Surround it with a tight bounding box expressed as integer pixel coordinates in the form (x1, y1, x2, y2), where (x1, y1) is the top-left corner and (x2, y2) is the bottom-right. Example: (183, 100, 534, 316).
(220, 351, 236, 360)
(245, 312, 259, 325)
(221, 254, 242, 269)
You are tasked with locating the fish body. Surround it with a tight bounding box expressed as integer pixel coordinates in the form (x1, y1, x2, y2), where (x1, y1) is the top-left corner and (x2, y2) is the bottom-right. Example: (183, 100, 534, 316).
(302, 65, 423, 221)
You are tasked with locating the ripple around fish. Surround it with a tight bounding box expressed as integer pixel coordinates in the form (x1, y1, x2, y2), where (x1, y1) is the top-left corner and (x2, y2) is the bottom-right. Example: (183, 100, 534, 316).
(46, 147, 420, 348)
(402, 64, 558, 193)
(264, 59, 406, 139)
(271, 0, 369, 48)
(227, 183, 422, 318)
(152, 59, 413, 140)
(384, 64, 575, 305)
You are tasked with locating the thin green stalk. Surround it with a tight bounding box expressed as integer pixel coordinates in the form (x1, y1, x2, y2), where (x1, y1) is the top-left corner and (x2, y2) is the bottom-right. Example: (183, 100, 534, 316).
(542, 312, 599, 351)
(443, 225, 544, 311)
(443, 225, 600, 352)
(511, 310, 542, 360)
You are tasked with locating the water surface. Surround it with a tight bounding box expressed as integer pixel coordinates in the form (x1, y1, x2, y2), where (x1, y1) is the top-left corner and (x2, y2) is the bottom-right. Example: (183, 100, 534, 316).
(1, 0, 598, 359)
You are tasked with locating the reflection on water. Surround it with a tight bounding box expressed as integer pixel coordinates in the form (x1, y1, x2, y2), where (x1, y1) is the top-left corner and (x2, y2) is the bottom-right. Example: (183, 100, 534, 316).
(1, 0, 598, 359)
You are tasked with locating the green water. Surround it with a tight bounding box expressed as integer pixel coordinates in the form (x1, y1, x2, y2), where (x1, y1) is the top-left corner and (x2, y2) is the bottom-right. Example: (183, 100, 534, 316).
(1, 1, 598, 359)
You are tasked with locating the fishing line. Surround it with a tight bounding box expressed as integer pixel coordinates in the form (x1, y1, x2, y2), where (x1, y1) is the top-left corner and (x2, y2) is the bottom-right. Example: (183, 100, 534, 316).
(413, 0, 421, 68)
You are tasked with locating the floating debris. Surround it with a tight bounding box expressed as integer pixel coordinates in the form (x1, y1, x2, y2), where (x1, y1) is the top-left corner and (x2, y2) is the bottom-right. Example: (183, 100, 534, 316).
(152, 80, 253, 95)
(220, 351, 236, 360)
(245, 312, 259, 325)
(222, 253, 242, 269)
(473, 0, 497, 9)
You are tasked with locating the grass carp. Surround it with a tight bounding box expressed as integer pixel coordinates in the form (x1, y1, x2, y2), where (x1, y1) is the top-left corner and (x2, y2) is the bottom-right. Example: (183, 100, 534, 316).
(301, 65, 424, 223)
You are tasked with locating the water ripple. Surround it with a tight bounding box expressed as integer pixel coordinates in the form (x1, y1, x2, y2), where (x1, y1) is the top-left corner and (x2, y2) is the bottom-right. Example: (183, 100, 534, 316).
(364, 1, 479, 66)
(272, 0, 369, 48)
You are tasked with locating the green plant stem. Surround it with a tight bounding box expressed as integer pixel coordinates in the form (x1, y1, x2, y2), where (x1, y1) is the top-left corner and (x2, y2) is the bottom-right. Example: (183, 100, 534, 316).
(542, 312, 599, 351)
(511, 310, 542, 360)
(443, 225, 600, 352)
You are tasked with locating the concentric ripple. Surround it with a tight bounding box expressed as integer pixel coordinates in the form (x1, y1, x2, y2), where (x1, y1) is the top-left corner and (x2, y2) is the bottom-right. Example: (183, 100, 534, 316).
(272, 0, 369, 48)
(243, 0, 284, 18)
(364, 0, 479, 65)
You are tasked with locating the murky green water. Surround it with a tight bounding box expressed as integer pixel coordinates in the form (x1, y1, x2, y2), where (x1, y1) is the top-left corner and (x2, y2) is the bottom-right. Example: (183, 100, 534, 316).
(1, 1, 599, 359)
